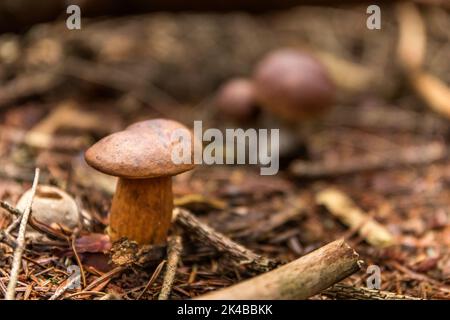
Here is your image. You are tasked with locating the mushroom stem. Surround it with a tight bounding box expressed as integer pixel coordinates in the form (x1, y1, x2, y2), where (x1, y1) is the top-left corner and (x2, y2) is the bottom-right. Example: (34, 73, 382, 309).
(109, 177, 173, 244)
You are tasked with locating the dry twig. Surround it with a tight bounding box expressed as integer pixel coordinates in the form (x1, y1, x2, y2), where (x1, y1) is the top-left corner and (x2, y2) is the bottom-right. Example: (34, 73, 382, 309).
(173, 208, 278, 272)
(0, 73, 60, 108)
(5, 168, 40, 300)
(290, 142, 447, 177)
(323, 283, 422, 300)
(158, 235, 183, 300)
(196, 239, 362, 300)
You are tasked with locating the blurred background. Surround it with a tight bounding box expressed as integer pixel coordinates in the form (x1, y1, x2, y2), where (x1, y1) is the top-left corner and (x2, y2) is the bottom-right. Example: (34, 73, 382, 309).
(0, 0, 449, 299)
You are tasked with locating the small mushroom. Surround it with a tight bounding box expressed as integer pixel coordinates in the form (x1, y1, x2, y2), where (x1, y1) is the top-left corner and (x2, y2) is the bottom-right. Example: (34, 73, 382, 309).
(253, 48, 335, 121)
(16, 185, 80, 242)
(215, 78, 259, 123)
(85, 118, 195, 245)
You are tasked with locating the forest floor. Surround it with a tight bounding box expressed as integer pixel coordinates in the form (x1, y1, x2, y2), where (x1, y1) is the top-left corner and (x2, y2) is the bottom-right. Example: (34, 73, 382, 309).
(0, 4, 449, 299)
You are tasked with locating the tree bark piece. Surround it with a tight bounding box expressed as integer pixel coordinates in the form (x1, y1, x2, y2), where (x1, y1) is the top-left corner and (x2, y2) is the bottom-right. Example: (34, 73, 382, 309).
(173, 208, 277, 272)
(110, 177, 173, 244)
(323, 283, 422, 300)
(316, 188, 394, 248)
(196, 239, 362, 300)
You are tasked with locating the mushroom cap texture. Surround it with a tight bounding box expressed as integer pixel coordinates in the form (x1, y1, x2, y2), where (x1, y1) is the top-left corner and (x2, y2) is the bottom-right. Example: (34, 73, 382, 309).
(85, 119, 195, 178)
(253, 48, 335, 120)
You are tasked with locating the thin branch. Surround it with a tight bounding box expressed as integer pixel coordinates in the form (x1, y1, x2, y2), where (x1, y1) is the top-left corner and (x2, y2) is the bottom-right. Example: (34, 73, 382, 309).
(0, 201, 22, 216)
(0, 73, 60, 108)
(158, 235, 183, 300)
(5, 168, 40, 300)
(290, 142, 447, 177)
(323, 283, 423, 300)
(173, 208, 278, 272)
(196, 239, 362, 300)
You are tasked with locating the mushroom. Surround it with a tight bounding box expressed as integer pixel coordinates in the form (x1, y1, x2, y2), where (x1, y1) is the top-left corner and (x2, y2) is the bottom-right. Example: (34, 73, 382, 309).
(253, 48, 335, 121)
(215, 78, 259, 123)
(85, 118, 195, 245)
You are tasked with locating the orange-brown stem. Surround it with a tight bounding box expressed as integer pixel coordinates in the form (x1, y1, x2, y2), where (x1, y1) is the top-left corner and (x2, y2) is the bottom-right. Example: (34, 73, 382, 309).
(109, 177, 173, 244)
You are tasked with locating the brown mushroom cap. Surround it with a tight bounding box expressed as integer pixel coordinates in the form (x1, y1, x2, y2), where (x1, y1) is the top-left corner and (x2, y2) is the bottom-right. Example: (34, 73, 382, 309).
(215, 78, 259, 122)
(253, 48, 335, 120)
(85, 119, 195, 179)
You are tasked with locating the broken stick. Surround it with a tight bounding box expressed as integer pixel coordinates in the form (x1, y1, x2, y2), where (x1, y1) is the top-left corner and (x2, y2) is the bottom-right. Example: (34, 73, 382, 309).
(173, 208, 277, 272)
(323, 283, 422, 300)
(158, 235, 183, 300)
(290, 142, 447, 177)
(196, 239, 362, 300)
(316, 188, 394, 248)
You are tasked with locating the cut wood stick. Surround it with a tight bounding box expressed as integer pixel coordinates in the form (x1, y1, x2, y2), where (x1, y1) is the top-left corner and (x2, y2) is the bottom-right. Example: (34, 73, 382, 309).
(290, 142, 447, 177)
(5, 168, 40, 300)
(316, 188, 394, 248)
(323, 283, 422, 300)
(158, 235, 183, 300)
(173, 208, 277, 272)
(196, 239, 362, 300)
